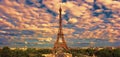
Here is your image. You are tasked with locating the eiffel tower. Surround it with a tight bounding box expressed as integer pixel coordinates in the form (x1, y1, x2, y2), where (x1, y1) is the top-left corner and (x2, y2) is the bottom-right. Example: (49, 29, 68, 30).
(53, 6, 68, 53)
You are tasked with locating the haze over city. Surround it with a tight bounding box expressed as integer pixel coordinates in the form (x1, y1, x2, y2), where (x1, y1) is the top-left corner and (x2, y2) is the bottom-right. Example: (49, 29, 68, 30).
(0, 0, 120, 48)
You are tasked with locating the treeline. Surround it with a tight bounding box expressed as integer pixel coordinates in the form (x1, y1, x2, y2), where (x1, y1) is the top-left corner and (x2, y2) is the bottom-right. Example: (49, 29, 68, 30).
(0, 47, 120, 57)
(0, 47, 51, 57)
(69, 48, 120, 57)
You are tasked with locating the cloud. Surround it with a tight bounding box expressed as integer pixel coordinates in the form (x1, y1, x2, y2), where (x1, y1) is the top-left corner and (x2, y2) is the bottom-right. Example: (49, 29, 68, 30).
(0, 18, 15, 28)
(38, 37, 52, 42)
(0, 0, 120, 47)
(65, 2, 88, 17)
(85, 0, 94, 3)
(68, 18, 78, 24)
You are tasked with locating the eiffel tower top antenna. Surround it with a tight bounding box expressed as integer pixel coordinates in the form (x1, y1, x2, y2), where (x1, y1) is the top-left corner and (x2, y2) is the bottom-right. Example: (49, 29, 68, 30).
(58, 4, 62, 37)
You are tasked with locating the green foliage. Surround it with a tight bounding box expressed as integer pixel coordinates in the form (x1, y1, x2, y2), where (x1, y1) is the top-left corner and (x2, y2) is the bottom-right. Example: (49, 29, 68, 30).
(85, 48, 95, 56)
(69, 48, 86, 57)
(0, 47, 120, 57)
(113, 48, 120, 57)
(95, 48, 120, 57)
(1, 46, 11, 57)
(0, 49, 2, 57)
(95, 49, 112, 57)
(11, 49, 29, 57)
(36, 49, 52, 54)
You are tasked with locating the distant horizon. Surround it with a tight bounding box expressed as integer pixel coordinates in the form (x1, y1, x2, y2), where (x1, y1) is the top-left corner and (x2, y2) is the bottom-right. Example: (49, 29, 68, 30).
(0, 45, 120, 49)
(0, 38, 120, 48)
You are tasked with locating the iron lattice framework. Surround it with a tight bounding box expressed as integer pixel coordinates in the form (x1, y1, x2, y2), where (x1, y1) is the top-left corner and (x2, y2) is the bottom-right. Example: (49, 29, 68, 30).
(53, 7, 68, 53)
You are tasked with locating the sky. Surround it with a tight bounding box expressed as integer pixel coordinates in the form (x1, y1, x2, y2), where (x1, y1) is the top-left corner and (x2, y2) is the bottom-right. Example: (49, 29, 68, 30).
(0, 0, 120, 48)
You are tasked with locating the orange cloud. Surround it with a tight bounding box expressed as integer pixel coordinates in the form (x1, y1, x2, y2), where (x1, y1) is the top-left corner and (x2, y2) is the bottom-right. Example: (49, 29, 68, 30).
(0, 0, 120, 43)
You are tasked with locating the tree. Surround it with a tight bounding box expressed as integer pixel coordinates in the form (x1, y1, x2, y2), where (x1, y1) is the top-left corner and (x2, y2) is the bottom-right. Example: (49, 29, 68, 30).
(85, 48, 95, 56)
(1, 47, 11, 57)
(95, 48, 113, 57)
(11, 49, 25, 57)
(0, 48, 2, 57)
(113, 48, 120, 57)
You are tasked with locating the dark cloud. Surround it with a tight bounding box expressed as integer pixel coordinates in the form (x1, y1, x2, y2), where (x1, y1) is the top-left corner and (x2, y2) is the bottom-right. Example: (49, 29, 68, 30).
(62, 0, 67, 3)
(25, 0, 34, 5)
(46, 9, 57, 16)
(21, 30, 35, 35)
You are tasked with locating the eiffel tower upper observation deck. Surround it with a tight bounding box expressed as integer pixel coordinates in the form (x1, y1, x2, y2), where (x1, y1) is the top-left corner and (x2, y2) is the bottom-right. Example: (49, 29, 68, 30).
(53, 6, 68, 53)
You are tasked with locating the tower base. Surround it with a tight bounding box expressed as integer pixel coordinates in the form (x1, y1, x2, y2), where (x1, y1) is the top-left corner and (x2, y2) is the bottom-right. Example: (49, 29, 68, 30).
(42, 53, 72, 57)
